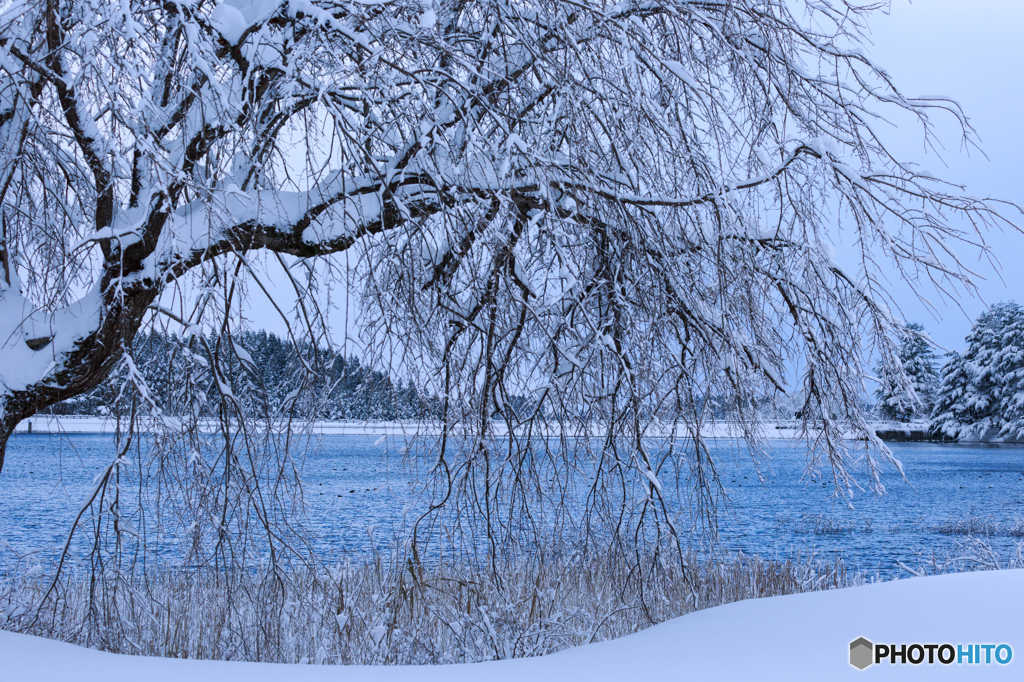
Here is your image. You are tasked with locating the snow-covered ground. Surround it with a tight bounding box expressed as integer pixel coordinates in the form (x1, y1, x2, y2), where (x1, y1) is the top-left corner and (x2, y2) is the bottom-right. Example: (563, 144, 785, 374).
(3, 570, 1021, 681)
(22, 415, 1017, 442)
(10, 415, 427, 436)
(9, 415, 866, 439)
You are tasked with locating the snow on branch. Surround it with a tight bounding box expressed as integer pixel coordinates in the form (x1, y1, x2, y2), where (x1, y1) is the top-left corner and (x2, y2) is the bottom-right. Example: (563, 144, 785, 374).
(0, 0, 1020, 540)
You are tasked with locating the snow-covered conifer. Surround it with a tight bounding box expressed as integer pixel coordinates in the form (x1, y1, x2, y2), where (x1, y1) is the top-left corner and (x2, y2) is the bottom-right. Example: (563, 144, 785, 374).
(930, 302, 1024, 440)
(989, 303, 1024, 439)
(929, 352, 972, 438)
(873, 323, 940, 422)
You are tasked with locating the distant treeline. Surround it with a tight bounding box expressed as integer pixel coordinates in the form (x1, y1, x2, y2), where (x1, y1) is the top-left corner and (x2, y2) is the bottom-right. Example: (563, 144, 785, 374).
(46, 330, 439, 421)
(45, 329, 872, 425)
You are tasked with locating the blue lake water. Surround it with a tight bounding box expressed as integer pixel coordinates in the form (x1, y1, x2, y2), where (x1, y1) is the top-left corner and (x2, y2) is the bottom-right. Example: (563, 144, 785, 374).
(1, 434, 1022, 576)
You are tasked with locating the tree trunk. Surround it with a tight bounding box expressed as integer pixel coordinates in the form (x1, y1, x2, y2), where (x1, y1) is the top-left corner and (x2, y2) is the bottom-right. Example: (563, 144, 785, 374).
(0, 278, 157, 475)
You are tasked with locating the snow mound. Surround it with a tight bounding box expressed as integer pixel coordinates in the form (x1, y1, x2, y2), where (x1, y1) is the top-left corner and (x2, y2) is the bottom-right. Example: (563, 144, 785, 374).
(2, 570, 1021, 680)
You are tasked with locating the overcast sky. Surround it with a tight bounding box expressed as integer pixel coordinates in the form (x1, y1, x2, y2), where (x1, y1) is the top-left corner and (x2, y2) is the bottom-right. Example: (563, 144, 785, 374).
(860, 0, 1024, 352)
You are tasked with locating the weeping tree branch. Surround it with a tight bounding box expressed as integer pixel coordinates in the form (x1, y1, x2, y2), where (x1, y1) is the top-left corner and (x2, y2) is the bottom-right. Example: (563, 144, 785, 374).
(0, 0, 1020, 578)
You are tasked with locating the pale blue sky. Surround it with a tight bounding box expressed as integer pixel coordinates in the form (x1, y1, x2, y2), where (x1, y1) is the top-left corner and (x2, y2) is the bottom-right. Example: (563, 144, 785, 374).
(863, 0, 1024, 352)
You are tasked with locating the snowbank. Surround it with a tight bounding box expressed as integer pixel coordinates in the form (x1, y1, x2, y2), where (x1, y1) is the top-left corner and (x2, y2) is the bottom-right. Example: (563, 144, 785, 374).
(3, 570, 1021, 680)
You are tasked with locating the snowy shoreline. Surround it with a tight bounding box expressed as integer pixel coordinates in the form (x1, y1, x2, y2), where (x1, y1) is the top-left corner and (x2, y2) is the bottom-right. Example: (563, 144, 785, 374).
(10, 414, 1003, 443)
(3, 569, 1022, 681)
(13, 415, 808, 438)
(11, 415, 812, 439)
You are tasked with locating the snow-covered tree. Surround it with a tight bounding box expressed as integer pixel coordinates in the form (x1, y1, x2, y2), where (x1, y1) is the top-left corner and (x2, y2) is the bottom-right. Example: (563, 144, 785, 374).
(989, 304, 1024, 439)
(929, 302, 1024, 440)
(873, 322, 939, 422)
(0, 0, 1020, 561)
(929, 351, 971, 438)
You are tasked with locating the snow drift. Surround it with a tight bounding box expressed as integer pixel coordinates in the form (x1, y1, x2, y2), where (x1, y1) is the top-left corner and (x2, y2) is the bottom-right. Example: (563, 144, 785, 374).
(3, 570, 1021, 681)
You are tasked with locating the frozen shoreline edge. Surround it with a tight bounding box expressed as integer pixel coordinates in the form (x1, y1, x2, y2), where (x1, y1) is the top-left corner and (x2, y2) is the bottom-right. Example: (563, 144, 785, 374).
(9, 415, 962, 441)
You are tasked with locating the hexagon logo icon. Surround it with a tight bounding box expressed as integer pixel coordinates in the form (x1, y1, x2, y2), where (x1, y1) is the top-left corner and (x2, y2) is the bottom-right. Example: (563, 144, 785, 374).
(850, 637, 874, 670)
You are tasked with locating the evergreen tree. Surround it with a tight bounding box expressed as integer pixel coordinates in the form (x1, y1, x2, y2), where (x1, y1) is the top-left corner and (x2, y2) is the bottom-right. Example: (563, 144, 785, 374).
(395, 380, 422, 420)
(929, 352, 972, 438)
(990, 303, 1024, 439)
(929, 302, 1024, 440)
(873, 322, 940, 422)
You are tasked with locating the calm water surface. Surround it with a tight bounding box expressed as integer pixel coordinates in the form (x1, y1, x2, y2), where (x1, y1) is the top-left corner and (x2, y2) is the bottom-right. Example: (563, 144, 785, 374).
(1, 434, 1022, 575)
